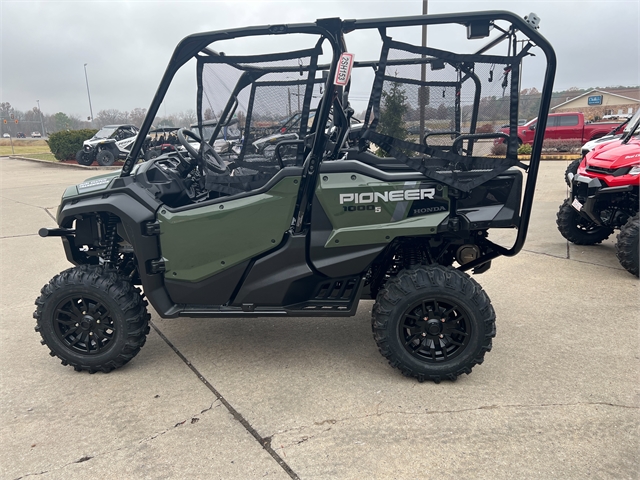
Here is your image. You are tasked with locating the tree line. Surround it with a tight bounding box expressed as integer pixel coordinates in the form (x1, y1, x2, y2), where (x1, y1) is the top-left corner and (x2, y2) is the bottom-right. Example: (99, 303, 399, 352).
(0, 102, 199, 136)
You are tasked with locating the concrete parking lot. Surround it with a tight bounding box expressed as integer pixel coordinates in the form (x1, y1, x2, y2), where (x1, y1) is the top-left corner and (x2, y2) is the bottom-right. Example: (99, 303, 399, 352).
(0, 157, 637, 480)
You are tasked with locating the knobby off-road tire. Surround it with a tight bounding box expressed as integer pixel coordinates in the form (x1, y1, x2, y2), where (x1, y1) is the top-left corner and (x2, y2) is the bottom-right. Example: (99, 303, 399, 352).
(615, 213, 639, 277)
(564, 159, 581, 186)
(96, 150, 116, 166)
(556, 198, 613, 245)
(75, 150, 93, 166)
(34, 265, 150, 373)
(372, 265, 496, 383)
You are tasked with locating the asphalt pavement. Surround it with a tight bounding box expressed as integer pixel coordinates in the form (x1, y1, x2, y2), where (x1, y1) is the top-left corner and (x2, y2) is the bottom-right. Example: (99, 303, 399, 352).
(0, 157, 637, 480)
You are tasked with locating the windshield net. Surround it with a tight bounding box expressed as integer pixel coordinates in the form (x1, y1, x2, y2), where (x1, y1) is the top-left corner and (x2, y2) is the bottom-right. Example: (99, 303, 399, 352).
(197, 44, 324, 182)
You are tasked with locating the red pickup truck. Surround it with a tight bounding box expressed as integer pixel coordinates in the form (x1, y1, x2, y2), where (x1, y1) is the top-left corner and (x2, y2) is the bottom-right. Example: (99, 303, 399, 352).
(499, 112, 624, 145)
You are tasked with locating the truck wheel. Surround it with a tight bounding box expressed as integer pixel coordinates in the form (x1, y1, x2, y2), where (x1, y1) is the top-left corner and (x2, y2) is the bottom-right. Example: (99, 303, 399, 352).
(372, 265, 495, 383)
(96, 150, 116, 166)
(556, 199, 613, 245)
(564, 159, 581, 186)
(34, 265, 150, 373)
(75, 150, 94, 166)
(615, 214, 639, 277)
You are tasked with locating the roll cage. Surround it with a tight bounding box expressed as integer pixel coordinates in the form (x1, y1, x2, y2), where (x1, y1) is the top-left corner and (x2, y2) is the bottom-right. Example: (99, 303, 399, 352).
(122, 11, 556, 269)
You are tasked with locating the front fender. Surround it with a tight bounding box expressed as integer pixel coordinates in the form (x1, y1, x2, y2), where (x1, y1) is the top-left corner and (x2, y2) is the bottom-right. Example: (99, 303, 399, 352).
(56, 187, 177, 316)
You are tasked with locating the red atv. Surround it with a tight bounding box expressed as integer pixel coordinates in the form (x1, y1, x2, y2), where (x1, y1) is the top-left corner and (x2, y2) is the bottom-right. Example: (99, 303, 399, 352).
(557, 117, 639, 277)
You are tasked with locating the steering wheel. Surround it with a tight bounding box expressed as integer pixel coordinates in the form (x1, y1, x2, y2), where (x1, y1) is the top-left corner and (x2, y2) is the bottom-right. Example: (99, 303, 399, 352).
(177, 128, 228, 174)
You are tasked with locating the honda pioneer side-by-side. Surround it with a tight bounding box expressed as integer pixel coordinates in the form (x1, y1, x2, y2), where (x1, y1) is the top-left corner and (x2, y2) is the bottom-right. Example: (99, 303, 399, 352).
(35, 12, 556, 382)
(558, 115, 640, 277)
(76, 124, 141, 166)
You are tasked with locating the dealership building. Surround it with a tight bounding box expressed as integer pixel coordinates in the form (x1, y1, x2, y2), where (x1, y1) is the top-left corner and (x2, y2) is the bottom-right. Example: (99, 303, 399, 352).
(551, 89, 640, 121)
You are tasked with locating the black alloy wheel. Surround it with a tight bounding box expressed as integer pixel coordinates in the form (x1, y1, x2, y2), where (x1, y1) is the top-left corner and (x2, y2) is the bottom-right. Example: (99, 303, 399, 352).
(372, 265, 495, 383)
(96, 150, 116, 166)
(34, 265, 150, 373)
(52, 294, 117, 355)
(76, 150, 94, 166)
(399, 297, 471, 364)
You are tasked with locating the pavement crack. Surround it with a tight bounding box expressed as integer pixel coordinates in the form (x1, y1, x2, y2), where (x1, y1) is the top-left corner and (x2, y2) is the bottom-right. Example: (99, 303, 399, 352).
(150, 321, 300, 480)
(273, 401, 638, 448)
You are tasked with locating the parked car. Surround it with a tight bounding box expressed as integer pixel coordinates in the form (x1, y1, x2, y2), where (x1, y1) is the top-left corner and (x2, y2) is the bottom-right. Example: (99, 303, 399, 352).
(499, 112, 623, 145)
(2, 133, 10, 138)
(31, 132, 42, 138)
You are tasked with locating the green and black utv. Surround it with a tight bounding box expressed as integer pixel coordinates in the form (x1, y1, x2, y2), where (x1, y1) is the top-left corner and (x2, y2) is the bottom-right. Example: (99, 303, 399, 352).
(35, 11, 555, 382)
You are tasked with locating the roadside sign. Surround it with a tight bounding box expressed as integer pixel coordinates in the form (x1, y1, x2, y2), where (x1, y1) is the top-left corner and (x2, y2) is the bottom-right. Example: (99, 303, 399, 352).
(3, 119, 6, 124)
(15, 119, 19, 124)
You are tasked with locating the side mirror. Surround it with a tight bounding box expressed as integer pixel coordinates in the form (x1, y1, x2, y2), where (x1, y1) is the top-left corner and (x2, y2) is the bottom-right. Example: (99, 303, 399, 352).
(529, 124, 536, 130)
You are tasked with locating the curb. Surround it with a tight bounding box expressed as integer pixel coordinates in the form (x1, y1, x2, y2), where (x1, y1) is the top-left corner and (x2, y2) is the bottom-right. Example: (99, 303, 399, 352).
(6, 155, 123, 170)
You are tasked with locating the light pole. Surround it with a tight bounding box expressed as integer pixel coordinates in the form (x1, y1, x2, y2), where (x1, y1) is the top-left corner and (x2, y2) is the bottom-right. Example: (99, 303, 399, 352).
(84, 63, 94, 122)
(36, 99, 45, 136)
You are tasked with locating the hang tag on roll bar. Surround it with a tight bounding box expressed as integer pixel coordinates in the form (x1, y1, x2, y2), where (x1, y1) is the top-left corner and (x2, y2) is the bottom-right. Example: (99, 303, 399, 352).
(334, 53, 355, 86)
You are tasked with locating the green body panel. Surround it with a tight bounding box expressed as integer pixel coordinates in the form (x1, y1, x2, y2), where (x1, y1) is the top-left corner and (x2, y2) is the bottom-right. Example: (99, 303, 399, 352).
(158, 176, 300, 282)
(315, 173, 450, 248)
(61, 171, 122, 201)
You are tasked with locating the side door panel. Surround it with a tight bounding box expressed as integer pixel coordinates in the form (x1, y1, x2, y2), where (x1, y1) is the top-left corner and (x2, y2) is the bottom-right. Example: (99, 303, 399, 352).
(157, 176, 300, 284)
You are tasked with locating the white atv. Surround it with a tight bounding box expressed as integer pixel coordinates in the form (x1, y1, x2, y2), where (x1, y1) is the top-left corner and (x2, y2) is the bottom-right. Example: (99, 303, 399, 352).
(76, 125, 141, 166)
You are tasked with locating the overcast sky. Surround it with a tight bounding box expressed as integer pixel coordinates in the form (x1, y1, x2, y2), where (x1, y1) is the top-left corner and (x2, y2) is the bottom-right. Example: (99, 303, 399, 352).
(1, 0, 638, 119)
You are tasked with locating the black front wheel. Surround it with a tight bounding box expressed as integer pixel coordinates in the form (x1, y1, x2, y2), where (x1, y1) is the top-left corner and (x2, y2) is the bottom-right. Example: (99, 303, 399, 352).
(616, 214, 639, 277)
(76, 150, 93, 166)
(564, 159, 581, 186)
(34, 265, 150, 373)
(372, 265, 496, 383)
(556, 199, 613, 245)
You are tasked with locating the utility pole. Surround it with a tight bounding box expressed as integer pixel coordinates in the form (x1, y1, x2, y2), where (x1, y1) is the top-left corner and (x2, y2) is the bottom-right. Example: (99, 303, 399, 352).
(84, 63, 94, 122)
(36, 100, 45, 136)
(419, 0, 428, 143)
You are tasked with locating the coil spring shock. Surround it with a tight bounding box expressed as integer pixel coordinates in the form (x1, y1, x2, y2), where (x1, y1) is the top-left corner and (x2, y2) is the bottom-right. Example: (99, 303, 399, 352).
(103, 215, 119, 265)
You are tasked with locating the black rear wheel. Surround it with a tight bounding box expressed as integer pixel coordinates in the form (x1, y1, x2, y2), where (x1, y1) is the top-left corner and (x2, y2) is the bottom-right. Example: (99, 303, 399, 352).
(372, 265, 495, 383)
(616, 214, 639, 277)
(556, 198, 613, 245)
(96, 149, 116, 166)
(34, 265, 150, 373)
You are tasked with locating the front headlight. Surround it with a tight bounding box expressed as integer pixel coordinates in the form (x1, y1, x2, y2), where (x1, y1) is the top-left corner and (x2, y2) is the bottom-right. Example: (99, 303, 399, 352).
(628, 165, 640, 175)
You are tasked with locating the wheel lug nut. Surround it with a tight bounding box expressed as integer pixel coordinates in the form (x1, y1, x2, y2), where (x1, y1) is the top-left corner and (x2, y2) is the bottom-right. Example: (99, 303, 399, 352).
(421, 333, 426, 337)
(96, 320, 100, 324)
(75, 323, 79, 327)
(441, 318, 445, 322)
(89, 332, 93, 336)
(439, 334, 444, 338)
